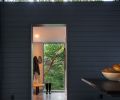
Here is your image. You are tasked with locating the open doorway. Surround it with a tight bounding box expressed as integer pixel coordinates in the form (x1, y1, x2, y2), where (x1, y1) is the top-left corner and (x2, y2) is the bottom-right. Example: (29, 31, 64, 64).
(44, 43, 65, 91)
(32, 24, 67, 100)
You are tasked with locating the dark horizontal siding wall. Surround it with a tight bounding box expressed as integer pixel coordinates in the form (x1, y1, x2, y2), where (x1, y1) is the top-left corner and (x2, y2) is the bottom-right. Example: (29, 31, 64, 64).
(0, 2, 120, 100)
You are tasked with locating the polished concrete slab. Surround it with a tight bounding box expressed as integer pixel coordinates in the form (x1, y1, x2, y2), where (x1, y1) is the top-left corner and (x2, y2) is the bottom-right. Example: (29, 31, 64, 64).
(33, 92, 66, 100)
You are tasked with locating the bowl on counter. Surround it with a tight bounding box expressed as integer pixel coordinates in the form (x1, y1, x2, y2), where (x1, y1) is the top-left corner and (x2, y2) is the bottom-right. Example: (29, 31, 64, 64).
(102, 64, 120, 81)
(102, 71, 120, 81)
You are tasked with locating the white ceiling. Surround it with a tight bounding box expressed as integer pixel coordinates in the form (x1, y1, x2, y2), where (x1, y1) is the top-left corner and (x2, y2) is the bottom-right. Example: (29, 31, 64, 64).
(33, 25, 66, 42)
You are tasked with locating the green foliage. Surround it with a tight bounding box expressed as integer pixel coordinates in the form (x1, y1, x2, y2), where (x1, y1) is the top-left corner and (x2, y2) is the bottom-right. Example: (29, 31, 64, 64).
(44, 43, 64, 90)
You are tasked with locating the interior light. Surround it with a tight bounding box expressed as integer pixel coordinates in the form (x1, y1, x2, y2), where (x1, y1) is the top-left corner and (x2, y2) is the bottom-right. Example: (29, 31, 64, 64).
(34, 34, 39, 38)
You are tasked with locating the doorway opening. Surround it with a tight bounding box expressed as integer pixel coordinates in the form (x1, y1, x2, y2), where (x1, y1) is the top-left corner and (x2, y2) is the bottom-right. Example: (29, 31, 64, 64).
(32, 24, 67, 100)
(44, 43, 65, 91)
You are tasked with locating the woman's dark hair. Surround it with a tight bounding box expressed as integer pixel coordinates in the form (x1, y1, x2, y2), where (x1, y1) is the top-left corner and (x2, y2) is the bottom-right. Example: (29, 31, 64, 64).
(33, 56, 38, 64)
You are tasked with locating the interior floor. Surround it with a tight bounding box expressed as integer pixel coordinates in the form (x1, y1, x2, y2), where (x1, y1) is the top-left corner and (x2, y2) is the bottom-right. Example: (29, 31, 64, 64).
(33, 92, 66, 100)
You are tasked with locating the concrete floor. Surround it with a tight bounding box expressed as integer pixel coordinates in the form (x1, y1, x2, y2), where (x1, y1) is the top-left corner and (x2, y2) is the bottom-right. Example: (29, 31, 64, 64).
(33, 92, 66, 100)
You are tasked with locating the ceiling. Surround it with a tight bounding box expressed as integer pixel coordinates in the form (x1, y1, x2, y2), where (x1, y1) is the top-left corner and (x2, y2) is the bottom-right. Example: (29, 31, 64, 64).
(33, 25, 66, 42)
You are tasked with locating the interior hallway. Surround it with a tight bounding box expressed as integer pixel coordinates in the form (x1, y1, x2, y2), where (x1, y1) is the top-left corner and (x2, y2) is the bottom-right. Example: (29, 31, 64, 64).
(33, 92, 66, 100)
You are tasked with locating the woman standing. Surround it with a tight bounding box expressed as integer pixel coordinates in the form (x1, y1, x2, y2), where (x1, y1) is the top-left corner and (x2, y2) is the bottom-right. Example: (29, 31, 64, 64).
(33, 56, 40, 82)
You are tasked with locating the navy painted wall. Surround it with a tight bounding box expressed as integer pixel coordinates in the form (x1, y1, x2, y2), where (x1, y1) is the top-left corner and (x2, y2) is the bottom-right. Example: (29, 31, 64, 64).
(0, 2, 120, 100)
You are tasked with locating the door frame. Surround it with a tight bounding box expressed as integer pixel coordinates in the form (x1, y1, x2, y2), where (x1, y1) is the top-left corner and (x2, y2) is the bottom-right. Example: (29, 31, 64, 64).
(31, 24, 67, 99)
